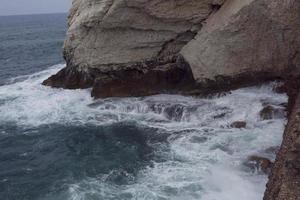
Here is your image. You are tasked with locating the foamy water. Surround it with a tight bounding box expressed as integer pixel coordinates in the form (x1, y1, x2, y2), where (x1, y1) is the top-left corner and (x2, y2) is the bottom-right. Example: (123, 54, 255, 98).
(0, 65, 287, 200)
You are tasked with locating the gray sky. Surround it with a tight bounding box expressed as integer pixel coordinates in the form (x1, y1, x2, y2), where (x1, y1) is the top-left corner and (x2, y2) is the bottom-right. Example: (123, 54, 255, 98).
(0, 0, 73, 16)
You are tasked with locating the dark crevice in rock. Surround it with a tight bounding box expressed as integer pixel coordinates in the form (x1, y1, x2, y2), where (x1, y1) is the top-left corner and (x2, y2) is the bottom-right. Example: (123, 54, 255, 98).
(157, 30, 197, 58)
(210, 3, 222, 13)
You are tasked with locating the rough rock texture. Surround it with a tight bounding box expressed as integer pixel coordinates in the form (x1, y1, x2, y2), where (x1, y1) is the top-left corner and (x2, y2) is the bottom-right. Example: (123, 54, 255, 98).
(181, 0, 300, 84)
(43, 0, 225, 97)
(264, 92, 300, 200)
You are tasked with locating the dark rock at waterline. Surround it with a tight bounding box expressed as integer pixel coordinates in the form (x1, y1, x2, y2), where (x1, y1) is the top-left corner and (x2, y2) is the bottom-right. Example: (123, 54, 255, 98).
(42, 66, 94, 89)
(245, 155, 273, 174)
(260, 105, 285, 120)
(43, 56, 197, 98)
(91, 57, 196, 98)
(230, 121, 246, 129)
(264, 93, 300, 200)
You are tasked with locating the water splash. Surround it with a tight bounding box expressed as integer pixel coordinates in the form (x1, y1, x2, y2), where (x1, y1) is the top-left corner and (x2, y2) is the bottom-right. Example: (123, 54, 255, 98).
(0, 65, 288, 200)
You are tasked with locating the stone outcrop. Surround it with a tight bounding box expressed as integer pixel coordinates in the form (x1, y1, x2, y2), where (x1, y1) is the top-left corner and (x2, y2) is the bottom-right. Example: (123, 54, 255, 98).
(264, 92, 300, 200)
(181, 0, 300, 85)
(44, 0, 300, 98)
(43, 0, 225, 97)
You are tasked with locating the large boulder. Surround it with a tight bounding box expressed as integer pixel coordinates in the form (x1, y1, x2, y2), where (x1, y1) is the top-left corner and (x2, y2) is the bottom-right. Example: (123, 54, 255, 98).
(43, 0, 300, 98)
(43, 0, 225, 97)
(181, 0, 300, 85)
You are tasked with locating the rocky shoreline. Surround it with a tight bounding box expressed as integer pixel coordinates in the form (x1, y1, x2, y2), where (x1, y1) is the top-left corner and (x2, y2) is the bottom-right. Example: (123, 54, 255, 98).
(264, 75, 300, 200)
(43, 0, 300, 198)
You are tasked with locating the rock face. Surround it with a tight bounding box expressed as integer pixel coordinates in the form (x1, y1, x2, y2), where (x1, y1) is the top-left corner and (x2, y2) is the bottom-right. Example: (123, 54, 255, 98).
(44, 0, 300, 98)
(181, 0, 300, 85)
(43, 0, 225, 97)
(264, 93, 300, 200)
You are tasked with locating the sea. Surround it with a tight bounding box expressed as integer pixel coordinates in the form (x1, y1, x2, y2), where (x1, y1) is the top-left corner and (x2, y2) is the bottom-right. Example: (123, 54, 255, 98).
(0, 13, 288, 200)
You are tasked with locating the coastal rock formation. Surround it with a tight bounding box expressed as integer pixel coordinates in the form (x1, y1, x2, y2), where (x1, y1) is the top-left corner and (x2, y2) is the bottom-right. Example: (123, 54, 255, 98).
(264, 92, 300, 200)
(181, 0, 300, 85)
(44, 0, 300, 97)
(43, 0, 225, 97)
(42, 0, 300, 199)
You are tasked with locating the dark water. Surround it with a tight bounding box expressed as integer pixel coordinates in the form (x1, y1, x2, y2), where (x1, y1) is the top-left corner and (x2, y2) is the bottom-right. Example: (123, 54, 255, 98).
(0, 13, 66, 84)
(0, 14, 287, 200)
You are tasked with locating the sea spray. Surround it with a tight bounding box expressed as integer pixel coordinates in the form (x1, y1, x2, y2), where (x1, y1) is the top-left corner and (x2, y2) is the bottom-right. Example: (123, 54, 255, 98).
(0, 65, 287, 200)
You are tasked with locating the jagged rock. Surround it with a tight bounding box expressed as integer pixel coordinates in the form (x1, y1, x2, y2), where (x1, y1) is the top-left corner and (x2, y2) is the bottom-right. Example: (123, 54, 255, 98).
(230, 121, 246, 128)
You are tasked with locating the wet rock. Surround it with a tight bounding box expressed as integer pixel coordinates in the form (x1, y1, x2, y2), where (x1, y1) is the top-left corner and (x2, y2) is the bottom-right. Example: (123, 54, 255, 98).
(230, 121, 246, 129)
(42, 66, 94, 89)
(260, 105, 285, 120)
(94, 56, 196, 98)
(245, 155, 273, 174)
(273, 83, 286, 94)
(163, 104, 185, 121)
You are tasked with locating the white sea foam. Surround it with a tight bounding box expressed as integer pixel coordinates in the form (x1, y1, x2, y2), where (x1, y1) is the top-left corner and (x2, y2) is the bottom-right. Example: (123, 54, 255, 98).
(0, 65, 288, 199)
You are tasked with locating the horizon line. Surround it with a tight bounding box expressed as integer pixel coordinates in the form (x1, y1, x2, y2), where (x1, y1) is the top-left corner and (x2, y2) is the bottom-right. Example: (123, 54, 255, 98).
(0, 12, 68, 17)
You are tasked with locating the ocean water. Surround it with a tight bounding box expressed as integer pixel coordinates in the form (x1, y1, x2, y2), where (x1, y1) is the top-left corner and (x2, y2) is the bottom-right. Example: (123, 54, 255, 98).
(0, 14, 288, 200)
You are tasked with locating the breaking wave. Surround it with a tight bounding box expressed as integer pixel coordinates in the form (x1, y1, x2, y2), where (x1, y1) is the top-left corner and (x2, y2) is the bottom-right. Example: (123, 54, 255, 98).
(0, 65, 288, 200)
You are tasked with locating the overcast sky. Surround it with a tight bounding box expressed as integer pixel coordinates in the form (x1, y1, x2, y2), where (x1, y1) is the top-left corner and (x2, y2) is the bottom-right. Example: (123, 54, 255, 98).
(0, 0, 73, 16)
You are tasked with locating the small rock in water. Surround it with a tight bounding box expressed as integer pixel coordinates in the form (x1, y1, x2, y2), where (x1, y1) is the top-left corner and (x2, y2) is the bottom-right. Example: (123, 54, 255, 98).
(230, 121, 247, 129)
(163, 104, 185, 121)
(245, 155, 273, 174)
(260, 105, 285, 120)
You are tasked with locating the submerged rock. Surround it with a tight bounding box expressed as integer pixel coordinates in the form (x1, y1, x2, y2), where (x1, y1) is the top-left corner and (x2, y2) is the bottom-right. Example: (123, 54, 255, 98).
(230, 121, 246, 129)
(260, 105, 286, 120)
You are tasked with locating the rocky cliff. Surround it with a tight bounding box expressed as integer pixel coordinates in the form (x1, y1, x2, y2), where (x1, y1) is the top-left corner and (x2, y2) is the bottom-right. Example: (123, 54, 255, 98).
(43, 0, 300, 199)
(43, 0, 226, 98)
(264, 78, 300, 200)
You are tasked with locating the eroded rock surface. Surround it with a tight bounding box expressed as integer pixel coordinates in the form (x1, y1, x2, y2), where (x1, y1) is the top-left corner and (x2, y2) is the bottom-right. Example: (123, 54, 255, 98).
(43, 0, 225, 97)
(181, 0, 300, 85)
